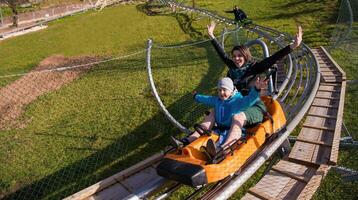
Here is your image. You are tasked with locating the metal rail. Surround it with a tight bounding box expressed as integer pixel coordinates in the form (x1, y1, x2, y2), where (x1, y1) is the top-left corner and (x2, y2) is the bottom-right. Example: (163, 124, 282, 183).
(146, 39, 192, 134)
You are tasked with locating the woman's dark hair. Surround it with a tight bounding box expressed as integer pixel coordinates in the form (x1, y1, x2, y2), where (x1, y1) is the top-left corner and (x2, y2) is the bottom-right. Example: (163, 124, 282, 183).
(231, 45, 253, 63)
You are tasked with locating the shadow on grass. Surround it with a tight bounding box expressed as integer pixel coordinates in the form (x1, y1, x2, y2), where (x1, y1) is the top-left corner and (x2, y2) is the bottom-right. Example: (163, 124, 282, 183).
(254, 0, 339, 25)
(136, 1, 203, 40)
(252, 0, 340, 47)
(254, 8, 322, 21)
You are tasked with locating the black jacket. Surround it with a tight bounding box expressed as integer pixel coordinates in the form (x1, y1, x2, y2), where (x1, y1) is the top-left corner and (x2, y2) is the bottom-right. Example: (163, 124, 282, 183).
(211, 38, 292, 94)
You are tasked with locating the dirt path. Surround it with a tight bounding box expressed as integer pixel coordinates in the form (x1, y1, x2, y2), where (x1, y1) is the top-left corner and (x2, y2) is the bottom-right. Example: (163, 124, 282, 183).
(0, 55, 101, 130)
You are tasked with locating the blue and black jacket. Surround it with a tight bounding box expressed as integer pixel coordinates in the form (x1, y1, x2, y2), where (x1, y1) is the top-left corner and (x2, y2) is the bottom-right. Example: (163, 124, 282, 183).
(194, 88, 260, 129)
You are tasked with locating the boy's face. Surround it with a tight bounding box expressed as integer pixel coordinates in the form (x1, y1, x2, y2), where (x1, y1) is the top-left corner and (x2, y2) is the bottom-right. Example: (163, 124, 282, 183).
(218, 87, 233, 100)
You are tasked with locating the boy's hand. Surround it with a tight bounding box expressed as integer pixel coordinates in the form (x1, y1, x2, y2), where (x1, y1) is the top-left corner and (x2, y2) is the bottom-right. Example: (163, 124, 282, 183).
(255, 77, 268, 90)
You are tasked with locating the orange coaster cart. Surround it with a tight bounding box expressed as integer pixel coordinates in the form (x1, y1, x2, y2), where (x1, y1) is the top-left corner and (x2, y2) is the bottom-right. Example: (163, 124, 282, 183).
(156, 96, 287, 187)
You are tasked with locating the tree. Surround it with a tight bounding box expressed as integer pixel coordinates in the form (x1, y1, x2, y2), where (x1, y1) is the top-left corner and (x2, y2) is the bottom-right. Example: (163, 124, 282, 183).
(0, 0, 29, 27)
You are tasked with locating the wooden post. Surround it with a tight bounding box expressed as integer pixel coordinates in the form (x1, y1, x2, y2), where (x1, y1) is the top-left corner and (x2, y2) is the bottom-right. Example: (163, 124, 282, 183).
(0, 7, 3, 27)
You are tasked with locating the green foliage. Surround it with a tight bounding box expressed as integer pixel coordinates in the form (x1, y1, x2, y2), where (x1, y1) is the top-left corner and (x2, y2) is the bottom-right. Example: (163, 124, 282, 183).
(313, 169, 358, 200)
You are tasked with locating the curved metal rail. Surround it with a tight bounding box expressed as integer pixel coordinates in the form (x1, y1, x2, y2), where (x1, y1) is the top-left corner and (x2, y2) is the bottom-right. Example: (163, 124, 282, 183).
(146, 39, 192, 134)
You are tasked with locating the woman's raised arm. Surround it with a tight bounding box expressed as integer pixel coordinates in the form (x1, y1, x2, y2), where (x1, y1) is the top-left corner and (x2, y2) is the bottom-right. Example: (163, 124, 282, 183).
(290, 25, 303, 49)
(207, 21, 216, 39)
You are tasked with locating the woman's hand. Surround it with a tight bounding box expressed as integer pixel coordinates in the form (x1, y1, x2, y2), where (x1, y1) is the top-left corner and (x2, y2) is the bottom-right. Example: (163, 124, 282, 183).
(207, 21, 216, 39)
(290, 25, 303, 49)
(255, 77, 269, 90)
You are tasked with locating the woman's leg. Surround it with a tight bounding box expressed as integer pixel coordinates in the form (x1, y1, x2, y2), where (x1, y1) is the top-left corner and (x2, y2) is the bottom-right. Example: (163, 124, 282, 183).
(222, 112, 246, 147)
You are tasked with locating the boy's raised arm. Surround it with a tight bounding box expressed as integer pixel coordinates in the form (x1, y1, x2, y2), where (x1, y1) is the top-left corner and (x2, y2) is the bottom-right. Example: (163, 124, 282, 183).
(237, 87, 260, 110)
(236, 77, 267, 110)
(194, 93, 217, 107)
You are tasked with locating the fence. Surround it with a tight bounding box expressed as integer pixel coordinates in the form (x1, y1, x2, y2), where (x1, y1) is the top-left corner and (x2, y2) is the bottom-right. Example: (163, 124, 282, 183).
(0, 3, 93, 28)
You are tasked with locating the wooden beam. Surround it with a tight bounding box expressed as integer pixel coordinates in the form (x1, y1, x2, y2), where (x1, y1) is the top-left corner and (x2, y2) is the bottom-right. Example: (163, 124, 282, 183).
(271, 166, 310, 183)
(321, 78, 342, 82)
(311, 104, 338, 109)
(320, 70, 339, 73)
(317, 89, 341, 93)
(297, 164, 330, 200)
(63, 152, 164, 200)
(248, 188, 277, 200)
(302, 125, 335, 132)
(330, 81, 346, 165)
(315, 96, 340, 100)
(319, 66, 335, 69)
(295, 138, 332, 147)
(320, 83, 341, 86)
(321, 73, 342, 78)
(320, 47, 346, 78)
(285, 157, 320, 168)
(307, 113, 337, 119)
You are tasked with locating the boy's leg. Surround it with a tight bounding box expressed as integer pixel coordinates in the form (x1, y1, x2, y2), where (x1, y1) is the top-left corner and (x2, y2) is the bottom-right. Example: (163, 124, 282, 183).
(187, 109, 215, 142)
(207, 112, 246, 156)
(171, 109, 216, 147)
(222, 112, 246, 147)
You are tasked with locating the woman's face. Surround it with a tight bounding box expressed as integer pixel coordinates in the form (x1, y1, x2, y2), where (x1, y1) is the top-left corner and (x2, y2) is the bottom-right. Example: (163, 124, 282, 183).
(232, 50, 246, 67)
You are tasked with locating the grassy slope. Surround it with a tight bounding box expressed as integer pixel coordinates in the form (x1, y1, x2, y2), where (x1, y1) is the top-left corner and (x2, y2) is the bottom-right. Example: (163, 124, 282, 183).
(0, 0, 356, 199)
(0, 4, 196, 199)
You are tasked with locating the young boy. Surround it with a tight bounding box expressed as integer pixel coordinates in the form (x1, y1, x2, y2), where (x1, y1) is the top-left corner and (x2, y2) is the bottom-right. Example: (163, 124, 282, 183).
(172, 77, 266, 156)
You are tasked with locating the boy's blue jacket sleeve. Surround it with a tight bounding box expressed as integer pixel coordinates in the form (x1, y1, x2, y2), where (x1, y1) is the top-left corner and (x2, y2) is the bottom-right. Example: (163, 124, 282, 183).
(194, 94, 217, 107)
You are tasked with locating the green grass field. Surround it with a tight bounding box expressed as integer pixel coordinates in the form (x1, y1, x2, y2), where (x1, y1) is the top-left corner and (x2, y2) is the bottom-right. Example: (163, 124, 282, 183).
(0, 0, 357, 199)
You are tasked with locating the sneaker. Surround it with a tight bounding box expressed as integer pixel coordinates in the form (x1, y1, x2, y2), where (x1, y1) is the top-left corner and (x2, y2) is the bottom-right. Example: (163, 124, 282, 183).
(206, 139, 218, 158)
(200, 146, 212, 160)
(181, 138, 190, 145)
(170, 136, 184, 148)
